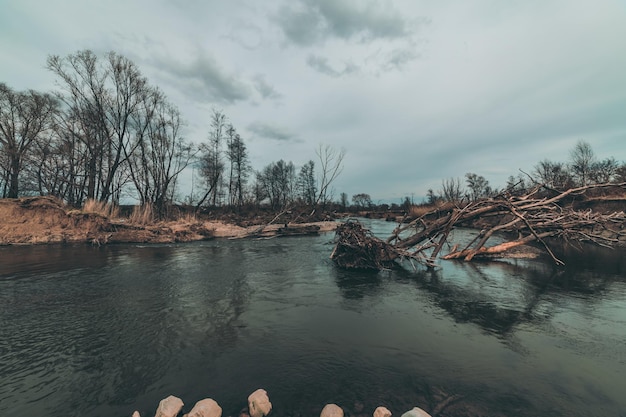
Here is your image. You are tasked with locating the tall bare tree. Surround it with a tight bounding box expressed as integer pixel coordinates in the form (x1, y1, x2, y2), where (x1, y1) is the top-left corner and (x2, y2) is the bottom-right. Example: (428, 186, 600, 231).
(0, 83, 57, 198)
(296, 160, 316, 205)
(225, 124, 250, 207)
(196, 109, 227, 210)
(315, 144, 345, 207)
(47, 50, 149, 203)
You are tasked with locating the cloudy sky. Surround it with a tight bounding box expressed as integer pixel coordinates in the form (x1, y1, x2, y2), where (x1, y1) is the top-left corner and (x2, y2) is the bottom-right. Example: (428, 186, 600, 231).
(2, 0, 625, 202)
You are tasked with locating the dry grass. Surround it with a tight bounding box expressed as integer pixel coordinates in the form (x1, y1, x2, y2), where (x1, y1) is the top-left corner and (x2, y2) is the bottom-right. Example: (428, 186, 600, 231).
(83, 199, 119, 219)
(177, 212, 197, 223)
(129, 203, 154, 225)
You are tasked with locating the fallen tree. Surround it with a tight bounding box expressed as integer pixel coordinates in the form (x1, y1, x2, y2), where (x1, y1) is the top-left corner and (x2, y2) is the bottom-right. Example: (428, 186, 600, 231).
(331, 182, 626, 269)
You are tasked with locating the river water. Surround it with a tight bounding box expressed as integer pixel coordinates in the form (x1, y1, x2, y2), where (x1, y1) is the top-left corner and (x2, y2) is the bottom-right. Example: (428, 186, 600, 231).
(1, 219, 625, 417)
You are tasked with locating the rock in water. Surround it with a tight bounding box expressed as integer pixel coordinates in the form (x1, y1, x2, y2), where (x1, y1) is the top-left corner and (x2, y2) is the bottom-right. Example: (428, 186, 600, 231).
(248, 389, 272, 417)
(132, 411, 141, 417)
(320, 404, 344, 417)
(184, 398, 222, 417)
(154, 395, 184, 417)
(400, 407, 431, 417)
(373, 406, 392, 417)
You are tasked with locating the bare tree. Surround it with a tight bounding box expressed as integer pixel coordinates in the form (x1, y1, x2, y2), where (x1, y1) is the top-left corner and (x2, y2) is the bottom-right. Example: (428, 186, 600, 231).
(296, 160, 316, 205)
(196, 110, 227, 210)
(315, 144, 345, 207)
(257, 160, 295, 209)
(225, 124, 250, 207)
(533, 159, 573, 190)
(591, 157, 619, 184)
(465, 172, 491, 201)
(340, 192, 349, 209)
(441, 177, 463, 202)
(127, 89, 195, 216)
(47, 50, 150, 203)
(352, 193, 372, 208)
(569, 140, 595, 187)
(0, 83, 57, 198)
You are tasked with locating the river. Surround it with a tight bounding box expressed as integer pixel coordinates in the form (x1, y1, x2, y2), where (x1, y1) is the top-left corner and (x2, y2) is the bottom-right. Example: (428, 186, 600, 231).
(1, 219, 625, 417)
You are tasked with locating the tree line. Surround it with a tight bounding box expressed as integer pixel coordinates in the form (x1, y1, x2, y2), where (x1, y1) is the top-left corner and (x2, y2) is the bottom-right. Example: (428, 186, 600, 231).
(0, 50, 345, 217)
(425, 140, 626, 205)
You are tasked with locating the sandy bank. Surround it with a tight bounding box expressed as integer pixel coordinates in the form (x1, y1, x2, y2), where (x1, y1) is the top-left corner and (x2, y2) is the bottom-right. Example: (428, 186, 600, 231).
(0, 197, 337, 245)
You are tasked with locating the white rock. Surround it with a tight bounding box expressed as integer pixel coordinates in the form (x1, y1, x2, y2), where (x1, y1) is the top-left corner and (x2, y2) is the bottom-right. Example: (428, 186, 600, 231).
(132, 412, 141, 417)
(248, 389, 272, 417)
(400, 407, 431, 417)
(154, 395, 184, 417)
(320, 404, 344, 417)
(373, 406, 392, 417)
(184, 398, 222, 417)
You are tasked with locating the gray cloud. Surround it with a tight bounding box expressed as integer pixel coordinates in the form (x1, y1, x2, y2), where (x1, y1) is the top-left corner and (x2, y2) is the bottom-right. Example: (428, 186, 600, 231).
(383, 47, 421, 71)
(275, 0, 410, 46)
(275, 4, 324, 46)
(306, 54, 359, 77)
(253, 74, 282, 100)
(153, 51, 251, 105)
(248, 121, 298, 142)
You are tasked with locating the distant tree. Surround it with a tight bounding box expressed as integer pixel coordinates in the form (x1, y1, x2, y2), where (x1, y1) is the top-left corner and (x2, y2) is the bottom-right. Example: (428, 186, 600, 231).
(0, 83, 58, 198)
(352, 193, 372, 208)
(339, 192, 349, 209)
(569, 140, 596, 186)
(465, 172, 491, 201)
(591, 157, 619, 184)
(296, 160, 316, 205)
(426, 188, 441, 205)
(505, 174, 528, 196)
(441, 177, 463, 202)
(615, 163, 626, 183)
(533, 159, 573, 190)
(401, 196, 412, 210)
(315, 144, 345, 207)
(225, 124, 250, 207)
(196, 109, 226, 209)
(257, 160, 295, 209)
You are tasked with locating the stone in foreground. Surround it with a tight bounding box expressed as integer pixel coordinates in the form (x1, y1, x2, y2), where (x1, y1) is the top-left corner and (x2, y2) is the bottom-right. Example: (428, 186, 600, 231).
(154, 395, 184, 417)
(400, 407, 431, 417)
(184, 398, 222, 417)
(320, 403, 344, 417)
(373, 406, 392, 417)
(248, 389, 272, 417)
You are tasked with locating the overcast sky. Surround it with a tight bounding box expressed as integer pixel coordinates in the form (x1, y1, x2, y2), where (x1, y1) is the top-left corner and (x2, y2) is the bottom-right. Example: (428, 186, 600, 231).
(2, 0, 625, 202)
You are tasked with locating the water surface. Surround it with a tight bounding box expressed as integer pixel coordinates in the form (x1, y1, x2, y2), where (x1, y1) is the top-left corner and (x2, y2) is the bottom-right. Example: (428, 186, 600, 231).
(1, 220, 625, 417)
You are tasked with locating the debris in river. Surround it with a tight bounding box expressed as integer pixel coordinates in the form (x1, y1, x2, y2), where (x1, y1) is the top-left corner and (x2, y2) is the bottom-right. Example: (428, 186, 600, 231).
(331, 182, 626, 269)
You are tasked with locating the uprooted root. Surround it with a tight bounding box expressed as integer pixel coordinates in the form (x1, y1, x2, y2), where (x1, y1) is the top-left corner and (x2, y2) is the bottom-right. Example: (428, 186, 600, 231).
(330, 220, 400, 270)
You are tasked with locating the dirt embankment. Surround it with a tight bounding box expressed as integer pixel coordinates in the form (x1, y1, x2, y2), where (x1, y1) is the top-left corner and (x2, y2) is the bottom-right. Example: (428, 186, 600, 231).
(0, 197, 337, 246)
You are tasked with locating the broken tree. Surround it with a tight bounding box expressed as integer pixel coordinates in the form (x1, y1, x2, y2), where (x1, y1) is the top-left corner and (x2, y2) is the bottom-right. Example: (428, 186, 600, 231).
(331, 182, 626, 269)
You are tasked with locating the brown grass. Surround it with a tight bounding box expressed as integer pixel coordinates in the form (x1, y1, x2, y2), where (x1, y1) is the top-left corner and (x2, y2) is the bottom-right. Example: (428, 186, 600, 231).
(129, 203, 154, 225)
(83, 199, 119, 219)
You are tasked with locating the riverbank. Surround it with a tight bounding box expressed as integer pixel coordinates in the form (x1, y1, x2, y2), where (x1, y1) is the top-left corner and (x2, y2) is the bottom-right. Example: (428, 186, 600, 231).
(0, 197, 337, 245)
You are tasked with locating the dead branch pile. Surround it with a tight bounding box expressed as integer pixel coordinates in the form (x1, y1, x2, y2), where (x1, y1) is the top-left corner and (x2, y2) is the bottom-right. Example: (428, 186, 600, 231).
(332, 182, 626, 269)
(330, 221, 401, 269)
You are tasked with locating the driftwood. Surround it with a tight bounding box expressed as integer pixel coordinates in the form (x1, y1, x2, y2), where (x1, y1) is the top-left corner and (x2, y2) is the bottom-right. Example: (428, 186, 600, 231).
(331, 183, 626, 269)
(330, 221, 400, 269)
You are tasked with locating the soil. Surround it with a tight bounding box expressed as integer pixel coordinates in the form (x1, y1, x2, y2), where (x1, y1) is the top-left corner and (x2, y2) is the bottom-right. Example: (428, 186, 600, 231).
(0, 197, 337, 246)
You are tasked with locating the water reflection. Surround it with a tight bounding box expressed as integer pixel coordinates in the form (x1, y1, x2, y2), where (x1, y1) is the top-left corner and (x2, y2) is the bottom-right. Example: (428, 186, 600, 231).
(2, 228, 626, 417)
(333, 267, 382, 300)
